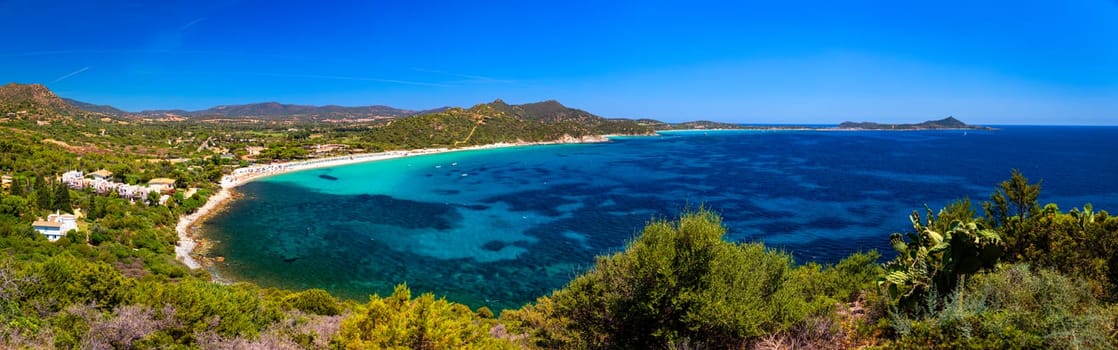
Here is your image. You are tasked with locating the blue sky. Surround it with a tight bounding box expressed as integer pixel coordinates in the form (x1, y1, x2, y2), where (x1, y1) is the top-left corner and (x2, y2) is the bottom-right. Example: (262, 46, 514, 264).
(1, 0, 1115, 124)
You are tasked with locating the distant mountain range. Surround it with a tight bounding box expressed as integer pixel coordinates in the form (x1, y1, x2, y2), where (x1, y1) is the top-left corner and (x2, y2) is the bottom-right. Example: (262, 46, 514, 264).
(837, 117, 992, 130)
(1, 82, 992, 132)
(61, 98, 128, 115)
(132, 102, 424, 120)
(0, 83, 424, 121)
(0, 83, 658, 138)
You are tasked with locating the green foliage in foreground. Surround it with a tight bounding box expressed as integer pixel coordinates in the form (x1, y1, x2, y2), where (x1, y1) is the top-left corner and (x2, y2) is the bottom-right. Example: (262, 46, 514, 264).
(335, 284, 515, 350)
(876, 171, 1118, 349)
(886, 264, 1116, 349)
(880, 201, 1002, 311)
(501, 209, 883, 349)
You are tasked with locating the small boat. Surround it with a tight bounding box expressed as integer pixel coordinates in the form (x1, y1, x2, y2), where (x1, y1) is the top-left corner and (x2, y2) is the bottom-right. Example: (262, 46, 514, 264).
(461, 173, 469, 177)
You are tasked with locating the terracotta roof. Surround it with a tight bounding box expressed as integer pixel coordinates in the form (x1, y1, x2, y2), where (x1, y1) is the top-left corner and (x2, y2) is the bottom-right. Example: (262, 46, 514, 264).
(32, 221, 62, 228)
(91, 170, 113, 177)
(148, 178, 176, 185)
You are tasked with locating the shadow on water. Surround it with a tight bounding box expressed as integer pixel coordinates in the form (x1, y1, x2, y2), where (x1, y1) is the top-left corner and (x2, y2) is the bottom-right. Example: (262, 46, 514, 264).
(204, 181, 600, 310)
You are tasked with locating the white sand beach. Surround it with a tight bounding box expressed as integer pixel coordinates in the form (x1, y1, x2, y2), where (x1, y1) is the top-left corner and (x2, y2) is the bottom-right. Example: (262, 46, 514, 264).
(173, 135, 610, 269)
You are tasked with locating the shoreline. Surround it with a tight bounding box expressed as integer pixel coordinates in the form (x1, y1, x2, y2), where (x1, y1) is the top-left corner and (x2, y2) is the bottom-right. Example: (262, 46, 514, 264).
(173, 135, 611, 269)
(171, 127, 988, 268)
(174, 187, 231, 269)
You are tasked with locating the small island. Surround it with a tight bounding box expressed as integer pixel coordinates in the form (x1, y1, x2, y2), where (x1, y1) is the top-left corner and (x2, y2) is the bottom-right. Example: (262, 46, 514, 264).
(835, 116, 993, 130)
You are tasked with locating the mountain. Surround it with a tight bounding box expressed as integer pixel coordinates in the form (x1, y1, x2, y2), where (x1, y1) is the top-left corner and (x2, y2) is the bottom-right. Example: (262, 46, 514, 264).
(63, 98, 128, 115)
(370, 99, 655, 149)
(0, 82, 80, 117)
(4, 83, 755, 133)
(134, 102, 417, 120)
(475, 99, 661, 131)
(478, 99, 603, 123)
(837, 117, 991, 130)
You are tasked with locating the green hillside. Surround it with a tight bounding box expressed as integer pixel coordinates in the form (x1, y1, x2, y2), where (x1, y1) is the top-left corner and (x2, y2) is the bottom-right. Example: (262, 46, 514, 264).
(364, 100, 653, 150)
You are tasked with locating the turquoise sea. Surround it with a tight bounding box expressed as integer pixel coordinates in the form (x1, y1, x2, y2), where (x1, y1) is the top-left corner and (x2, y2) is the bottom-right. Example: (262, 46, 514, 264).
(200, 126, 1118, 310)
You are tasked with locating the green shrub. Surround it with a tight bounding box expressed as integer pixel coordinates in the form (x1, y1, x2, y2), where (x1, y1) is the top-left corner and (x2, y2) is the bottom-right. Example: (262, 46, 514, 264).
(22, 253, 130, 312)
(512, 209, 835, 349)
(888, 264, 1116, 349)
(128, 279, 282, 338)
(284, 288, 342, 316)
(335, 284, 515, 349)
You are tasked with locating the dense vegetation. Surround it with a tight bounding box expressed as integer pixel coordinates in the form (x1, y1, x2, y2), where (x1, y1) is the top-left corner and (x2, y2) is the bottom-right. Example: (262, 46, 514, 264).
(361, 100, 653, 150)
(1, 83, 1115, 348)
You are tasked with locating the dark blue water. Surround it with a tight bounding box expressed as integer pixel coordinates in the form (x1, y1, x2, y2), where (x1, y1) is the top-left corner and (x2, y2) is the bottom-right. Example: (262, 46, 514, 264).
(200, 126, 1118, 310)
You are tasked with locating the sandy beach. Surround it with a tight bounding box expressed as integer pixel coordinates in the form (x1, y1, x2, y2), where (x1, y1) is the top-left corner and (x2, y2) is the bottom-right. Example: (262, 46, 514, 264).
(174, 188, 231, 269)
(173, 135, 610, 269)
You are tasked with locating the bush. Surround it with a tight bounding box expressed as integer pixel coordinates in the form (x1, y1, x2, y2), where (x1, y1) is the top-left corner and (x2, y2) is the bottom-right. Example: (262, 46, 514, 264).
(128, 279, 282, 338)
(889, 264, 1117, 349)
(508, 209, 837, 349)
(284, 288, 342, 316)
(334, 284, 514, 349)
(22, 253, 130, 312)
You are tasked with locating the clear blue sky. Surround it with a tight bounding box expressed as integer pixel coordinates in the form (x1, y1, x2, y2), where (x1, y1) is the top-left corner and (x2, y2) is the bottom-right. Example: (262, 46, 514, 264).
(1, 1, 1115, 124)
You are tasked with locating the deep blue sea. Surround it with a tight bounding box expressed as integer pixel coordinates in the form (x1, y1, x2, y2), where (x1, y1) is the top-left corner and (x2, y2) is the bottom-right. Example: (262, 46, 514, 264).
(200, 126, 1118, 310)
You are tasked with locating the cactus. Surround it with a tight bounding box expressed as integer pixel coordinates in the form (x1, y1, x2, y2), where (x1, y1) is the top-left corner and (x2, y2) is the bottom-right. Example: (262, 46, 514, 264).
(880, 206, 1003, 309)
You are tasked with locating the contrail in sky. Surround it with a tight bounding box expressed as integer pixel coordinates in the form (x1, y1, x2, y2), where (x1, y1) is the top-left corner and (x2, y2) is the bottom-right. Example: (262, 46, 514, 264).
(412, 67, 515, 84)
(180, 17, 207, 31)
(52, 66, 90, 83)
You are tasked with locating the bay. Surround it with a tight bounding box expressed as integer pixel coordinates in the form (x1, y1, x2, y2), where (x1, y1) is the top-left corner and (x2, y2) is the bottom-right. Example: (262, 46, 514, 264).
(200, 126, 1118, 310)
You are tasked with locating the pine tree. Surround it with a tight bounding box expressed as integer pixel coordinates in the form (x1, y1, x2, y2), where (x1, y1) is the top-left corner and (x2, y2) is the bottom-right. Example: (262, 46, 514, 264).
(9, 177, 24, 196)
(87, 195, 97, 219)
(54, 182, 72, 213)
(34, 177, 51, 210)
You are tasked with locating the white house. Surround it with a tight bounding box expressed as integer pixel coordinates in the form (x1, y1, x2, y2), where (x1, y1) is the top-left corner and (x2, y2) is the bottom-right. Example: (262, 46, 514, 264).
(61, 170, 86, 189)
(90, 169, 113, 181)
(33, 211, 78, 242)
(117, 183, 151, 200)
(147, 178, 176, 193)
(32, 220, 63, 241)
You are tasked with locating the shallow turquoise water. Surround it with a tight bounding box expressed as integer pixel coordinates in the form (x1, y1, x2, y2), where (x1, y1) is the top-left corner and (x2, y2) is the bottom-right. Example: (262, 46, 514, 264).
(201, 127, 1118, 310)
